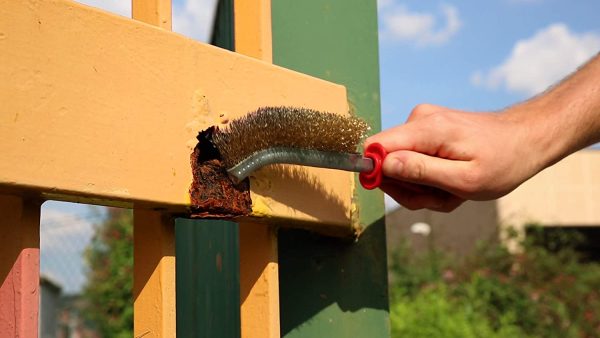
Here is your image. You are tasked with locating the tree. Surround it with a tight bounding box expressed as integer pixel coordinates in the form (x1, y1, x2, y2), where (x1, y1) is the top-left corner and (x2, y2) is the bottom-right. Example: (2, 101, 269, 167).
(83, 208, 133, 337)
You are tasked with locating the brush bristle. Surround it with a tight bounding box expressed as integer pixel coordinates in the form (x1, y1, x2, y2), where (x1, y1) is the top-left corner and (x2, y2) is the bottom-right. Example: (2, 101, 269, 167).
(212, 106, 370, 169)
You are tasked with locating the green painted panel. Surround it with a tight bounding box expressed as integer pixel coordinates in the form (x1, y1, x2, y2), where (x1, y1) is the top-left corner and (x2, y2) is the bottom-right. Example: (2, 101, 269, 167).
(175, 219, 240, 338)
(210, 0, 235, 50)
(278, 222, 388, 337)
(272, 0, 390, 337)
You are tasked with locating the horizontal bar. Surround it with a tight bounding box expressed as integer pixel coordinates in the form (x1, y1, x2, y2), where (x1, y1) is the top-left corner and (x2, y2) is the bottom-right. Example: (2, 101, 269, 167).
(0, 0, 353, 231)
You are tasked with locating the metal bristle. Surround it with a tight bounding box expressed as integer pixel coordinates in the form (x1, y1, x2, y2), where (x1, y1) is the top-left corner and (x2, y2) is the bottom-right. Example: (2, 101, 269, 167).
(212, 106, 370, 169)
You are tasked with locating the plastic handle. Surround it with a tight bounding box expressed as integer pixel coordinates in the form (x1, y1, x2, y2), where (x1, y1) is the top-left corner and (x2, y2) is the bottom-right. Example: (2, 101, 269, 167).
(359, 142, 387, 190)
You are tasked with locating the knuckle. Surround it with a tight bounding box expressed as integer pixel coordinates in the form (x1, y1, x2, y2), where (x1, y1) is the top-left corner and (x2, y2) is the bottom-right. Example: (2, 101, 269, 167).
(460, 168, 484, 194)
(427, 111, 449, 128)
(405, 157, 427, 182)
(410, 104, 435, 120)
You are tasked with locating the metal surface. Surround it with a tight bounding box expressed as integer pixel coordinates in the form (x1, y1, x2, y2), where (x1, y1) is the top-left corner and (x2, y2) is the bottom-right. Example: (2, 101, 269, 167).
(175, 219, 241, 338)
(228, 148, 373, 182)
(272, 0, 390, 336)
(0, 0, 352, 229)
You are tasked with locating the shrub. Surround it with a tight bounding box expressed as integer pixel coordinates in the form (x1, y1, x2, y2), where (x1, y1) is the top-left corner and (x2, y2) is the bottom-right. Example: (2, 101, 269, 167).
(388, 227, 600, 338)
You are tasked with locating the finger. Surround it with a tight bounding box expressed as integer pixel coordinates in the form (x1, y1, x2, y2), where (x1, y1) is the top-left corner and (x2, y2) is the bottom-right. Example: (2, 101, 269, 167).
(380, 181, 465, 212)
(365, 121, 445, 155)
(382, 177, 437, 194)
(382, 150, 472, 195)
(365, 104, 449, 153)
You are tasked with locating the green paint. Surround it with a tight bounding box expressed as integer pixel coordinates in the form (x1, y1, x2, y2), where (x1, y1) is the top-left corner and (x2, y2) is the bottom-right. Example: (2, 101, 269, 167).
(210, 0, 235, 50)
(272, 0, 390, 337)
(175, 219, 240, 338)
(175, 9, 240, 337)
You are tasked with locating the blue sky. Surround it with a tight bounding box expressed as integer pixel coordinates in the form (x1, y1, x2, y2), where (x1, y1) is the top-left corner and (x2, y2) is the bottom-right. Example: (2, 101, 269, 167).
(44, 0, 599, 293)
(378, 0, 600, 128)
(378, 0, 599, 207)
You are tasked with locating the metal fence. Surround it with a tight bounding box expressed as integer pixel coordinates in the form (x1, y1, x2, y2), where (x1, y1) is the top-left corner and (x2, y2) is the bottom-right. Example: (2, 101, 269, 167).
(40, 201, 107, 338)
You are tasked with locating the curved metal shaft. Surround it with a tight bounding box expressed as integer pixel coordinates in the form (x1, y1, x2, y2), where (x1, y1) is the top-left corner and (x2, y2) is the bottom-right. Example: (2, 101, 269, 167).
(227, 147, 374, 183)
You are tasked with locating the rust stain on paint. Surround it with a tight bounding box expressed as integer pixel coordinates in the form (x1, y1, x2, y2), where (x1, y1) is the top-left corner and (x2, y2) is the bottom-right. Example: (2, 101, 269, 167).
(215, 253, 223, 272)
(189, 127, 252, 218)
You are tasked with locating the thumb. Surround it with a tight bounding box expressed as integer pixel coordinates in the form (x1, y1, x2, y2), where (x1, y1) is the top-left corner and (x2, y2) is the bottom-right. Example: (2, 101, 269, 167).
(382, 150, 470, 195)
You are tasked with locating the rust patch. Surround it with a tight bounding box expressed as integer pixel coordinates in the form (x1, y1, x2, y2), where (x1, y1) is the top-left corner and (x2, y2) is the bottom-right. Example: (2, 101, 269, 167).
(189, 127, 252, 218)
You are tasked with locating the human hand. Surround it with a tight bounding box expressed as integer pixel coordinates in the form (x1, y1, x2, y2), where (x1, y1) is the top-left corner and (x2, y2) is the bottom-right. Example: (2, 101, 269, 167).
(365, 104, 546, 212)
(368, 55, 600, 212)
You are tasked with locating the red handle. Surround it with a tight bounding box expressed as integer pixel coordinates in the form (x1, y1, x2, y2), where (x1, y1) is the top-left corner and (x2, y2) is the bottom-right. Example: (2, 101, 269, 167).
(359, 142, 387, 190)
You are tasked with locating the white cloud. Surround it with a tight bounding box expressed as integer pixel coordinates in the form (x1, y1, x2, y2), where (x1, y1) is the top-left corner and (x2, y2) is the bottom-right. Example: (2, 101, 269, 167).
(74, 0, 131, 17)
(173, 0, 218, 42)
(472, 23, 600, 96)
(378, 0, 394, 10)
(380, 3, 462, 46)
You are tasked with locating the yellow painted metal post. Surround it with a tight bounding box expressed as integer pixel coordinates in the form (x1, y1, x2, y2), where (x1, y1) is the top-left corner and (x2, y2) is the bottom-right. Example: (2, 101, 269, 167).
(239, 223, 279, 338)
(132, 0, 172, 29)
(131, 1, 176, 337)
(133, 210, 176, 338)
(234, 1, 280, 337)
(0, 195, 40, 338)
(234, 0, 273, 62)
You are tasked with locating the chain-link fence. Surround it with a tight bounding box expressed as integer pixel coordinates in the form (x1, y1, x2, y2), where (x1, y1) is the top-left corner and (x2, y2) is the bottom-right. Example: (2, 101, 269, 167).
(40, 201, 107, 338)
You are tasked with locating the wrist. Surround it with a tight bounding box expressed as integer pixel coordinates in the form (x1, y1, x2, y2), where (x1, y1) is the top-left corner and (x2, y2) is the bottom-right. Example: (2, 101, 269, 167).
(500, 98, 571, 173)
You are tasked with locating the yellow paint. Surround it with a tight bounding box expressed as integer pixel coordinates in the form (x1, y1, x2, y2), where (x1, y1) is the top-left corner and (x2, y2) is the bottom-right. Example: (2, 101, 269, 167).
(0, 0, 353, 231)
(130, 3, 175, 338)
(133, 210, 176, 338)
(249, 195, 273, 218)
(234, 0, 273, 62)
(239, 223, 280, 338)
(132, 0, 172, 29)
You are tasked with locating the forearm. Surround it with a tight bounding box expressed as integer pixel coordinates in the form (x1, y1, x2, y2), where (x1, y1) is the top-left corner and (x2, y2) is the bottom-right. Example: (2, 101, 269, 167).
(503, 53, 600, 171)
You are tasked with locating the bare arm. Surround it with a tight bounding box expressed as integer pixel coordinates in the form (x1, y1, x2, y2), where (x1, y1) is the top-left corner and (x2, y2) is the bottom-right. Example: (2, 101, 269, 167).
(366, 53, 600, 212)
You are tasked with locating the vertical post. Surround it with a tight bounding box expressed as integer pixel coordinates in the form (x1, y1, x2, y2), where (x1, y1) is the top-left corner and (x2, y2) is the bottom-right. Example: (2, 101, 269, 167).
(175, 219, 240, 338)
(234, 0, 272, 62)
(131, 2, 176, 337)
(272, 0, 390, 337)
(233, 1, 280, 337)
(132, 0, 172, 29)
(0, 195, 40, 338)
(133, 210, 176, 338)
(239, 223, 279, 338)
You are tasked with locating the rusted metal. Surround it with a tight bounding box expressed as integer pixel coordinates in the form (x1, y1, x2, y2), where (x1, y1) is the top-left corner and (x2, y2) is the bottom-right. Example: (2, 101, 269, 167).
(189, 127, 252, 218)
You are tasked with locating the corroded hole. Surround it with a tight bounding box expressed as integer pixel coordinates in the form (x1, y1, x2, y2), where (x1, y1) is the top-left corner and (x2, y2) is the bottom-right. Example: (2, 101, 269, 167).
(189, 127, 252, 218)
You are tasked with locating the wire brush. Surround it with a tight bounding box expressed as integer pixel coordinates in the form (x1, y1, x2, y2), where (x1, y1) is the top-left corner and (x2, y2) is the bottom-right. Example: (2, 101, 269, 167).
(211, 106, 387, 190)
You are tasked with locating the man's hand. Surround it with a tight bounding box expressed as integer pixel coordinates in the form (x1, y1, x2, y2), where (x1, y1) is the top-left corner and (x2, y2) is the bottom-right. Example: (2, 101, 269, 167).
(365, 104, 541, 212)
(368, 53, 600, 212)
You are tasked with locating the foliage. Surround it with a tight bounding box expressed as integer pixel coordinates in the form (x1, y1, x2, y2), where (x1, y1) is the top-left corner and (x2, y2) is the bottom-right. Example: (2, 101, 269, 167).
(83, 208, 133, 338)
(389, 226, 600, 338)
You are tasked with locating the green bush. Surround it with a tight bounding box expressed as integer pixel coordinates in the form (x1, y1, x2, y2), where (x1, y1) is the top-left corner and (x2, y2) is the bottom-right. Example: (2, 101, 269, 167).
(388, 227, 600, 338)
(83, 208, 133, 337)
(391, 283, 526, 338)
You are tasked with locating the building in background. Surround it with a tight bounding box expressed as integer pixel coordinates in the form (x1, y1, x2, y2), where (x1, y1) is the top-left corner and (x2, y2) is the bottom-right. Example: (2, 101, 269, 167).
(40, 276, 62, 338)
(386, 149, 600, 258)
